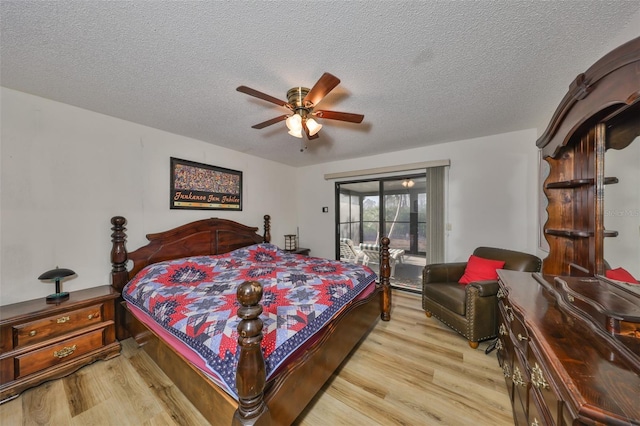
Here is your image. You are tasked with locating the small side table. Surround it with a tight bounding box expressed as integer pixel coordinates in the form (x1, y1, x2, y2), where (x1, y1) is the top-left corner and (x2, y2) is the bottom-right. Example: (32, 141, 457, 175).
(287, 248, 310, 256)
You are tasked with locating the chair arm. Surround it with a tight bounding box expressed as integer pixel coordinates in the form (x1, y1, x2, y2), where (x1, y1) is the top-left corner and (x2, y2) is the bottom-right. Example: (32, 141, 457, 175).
(423, 262, 467, 284)
(467, 280, 499, 297)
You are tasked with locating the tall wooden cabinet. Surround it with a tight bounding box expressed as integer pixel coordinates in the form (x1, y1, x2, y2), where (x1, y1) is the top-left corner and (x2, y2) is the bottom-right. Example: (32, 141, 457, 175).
(537, 36, 640, 276)
(496, 37, 640, 425)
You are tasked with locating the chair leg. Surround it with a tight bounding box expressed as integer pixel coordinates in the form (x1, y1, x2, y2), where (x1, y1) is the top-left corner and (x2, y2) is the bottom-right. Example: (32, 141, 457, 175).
(425, 311, 432, 318)
(468, 340, 479, 349)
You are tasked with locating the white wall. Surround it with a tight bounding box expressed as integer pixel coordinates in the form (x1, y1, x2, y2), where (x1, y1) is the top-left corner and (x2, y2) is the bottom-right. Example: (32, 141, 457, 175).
(296, 129, 539, 263)
(608, 9, 640, 50)
(0, 88, 298, 305)
(604, 137, 640, 278)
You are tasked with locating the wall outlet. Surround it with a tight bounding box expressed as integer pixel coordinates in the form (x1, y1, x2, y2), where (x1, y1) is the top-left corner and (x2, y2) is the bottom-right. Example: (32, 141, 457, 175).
(322, 207, 329, 213)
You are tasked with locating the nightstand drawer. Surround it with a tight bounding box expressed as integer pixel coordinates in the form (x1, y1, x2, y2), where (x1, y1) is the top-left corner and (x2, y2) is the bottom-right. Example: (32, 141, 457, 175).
(15, 328, 106, 378)
(13, 304, 105, 348)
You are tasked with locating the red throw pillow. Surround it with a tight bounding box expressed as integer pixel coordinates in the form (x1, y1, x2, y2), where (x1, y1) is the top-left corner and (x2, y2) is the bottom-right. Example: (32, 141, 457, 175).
(459, 255, 506, 285)
(605, 267, 639, 284)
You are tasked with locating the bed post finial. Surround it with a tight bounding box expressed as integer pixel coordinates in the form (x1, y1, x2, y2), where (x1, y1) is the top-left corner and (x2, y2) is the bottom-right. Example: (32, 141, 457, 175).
(380, 237, 391, 321)
(233, 281, 271, 426)
(263, 215, 271, 243)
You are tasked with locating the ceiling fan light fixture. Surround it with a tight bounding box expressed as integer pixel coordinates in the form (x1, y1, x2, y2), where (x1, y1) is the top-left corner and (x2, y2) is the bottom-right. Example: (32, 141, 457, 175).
(238, 73, 364, 144)
(286, 113, 302, 132)
(288, 128, 303, 138)
(402, 179, 415, 188)
(306, 117, 322, 136)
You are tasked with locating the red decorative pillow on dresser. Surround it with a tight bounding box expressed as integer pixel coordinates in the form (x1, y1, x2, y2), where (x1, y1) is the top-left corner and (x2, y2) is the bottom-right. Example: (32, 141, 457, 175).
(605, 267, 639, 284)
(459, 255, 506, 285)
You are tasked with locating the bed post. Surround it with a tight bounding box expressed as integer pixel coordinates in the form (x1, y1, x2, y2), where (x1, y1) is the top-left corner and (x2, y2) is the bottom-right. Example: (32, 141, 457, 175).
(233, 281, 271, 426)
(110, 216, 129, 289)
(380, 237, 391, 321)
(110, 216, 130, 339)
(263, 215, 271, 243)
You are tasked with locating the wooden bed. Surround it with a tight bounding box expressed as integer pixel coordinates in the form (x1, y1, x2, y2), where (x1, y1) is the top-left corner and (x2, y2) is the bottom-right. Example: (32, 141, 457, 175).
(109, 215, 391, 425)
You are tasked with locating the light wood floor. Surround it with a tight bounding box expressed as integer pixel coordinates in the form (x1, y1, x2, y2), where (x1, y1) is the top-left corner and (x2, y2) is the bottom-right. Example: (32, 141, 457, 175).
(0, 291, 514, 425)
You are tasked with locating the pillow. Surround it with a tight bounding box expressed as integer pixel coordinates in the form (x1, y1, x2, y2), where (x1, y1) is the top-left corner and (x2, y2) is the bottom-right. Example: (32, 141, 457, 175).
(459, 255, 506, 285)
(605, 267, 639, 284)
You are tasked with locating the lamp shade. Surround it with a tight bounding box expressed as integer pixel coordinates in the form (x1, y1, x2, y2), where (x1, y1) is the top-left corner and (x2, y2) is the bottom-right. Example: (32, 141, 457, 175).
(306, 118, 322, 136)
(285, 114, 302, 132)
(38, 267, 75, 303)
(38, 268, 75, 281)
(288, 128, 303, 138)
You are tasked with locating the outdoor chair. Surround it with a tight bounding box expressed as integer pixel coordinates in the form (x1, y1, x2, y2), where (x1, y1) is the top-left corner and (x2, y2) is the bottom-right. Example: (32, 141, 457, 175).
(339, 238, 367, 264)
(358, 243, 405, 277)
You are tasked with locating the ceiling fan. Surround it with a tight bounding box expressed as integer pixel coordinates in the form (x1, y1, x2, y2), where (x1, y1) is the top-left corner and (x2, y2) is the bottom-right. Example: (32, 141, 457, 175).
(236, 72, 364, 140)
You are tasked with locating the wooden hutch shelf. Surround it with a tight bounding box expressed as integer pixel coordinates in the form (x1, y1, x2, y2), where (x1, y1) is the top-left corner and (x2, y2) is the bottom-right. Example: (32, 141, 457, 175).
(544, 229, 618, 238)
(545, 176, 618, 189)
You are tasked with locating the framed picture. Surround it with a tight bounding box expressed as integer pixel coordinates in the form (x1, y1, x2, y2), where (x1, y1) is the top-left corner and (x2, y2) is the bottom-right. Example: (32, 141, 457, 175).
(170, 157, 242, 211)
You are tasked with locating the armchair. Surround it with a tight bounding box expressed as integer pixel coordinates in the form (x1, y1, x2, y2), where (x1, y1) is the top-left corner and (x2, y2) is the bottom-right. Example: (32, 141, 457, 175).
(422, 247, 541, 348)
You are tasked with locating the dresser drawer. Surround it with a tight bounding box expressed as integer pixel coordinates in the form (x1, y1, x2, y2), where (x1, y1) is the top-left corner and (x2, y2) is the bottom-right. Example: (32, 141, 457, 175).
(15, 328, 106, 378)
(12, 304, 105, 348)
(530, 389, 553, 426)
(528, 343, 563, 425)
(500, 300, 529, 352)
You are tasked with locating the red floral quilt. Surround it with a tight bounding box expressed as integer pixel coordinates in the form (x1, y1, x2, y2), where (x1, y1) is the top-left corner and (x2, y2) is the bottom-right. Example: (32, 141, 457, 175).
(123, 243, 377, 398)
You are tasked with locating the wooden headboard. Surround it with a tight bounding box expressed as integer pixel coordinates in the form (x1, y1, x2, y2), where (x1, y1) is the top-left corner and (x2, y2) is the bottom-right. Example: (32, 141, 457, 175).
(110, 215, 271, 293)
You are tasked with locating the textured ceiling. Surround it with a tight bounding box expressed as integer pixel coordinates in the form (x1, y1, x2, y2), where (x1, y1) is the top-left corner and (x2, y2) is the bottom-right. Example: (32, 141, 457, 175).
(2, 1, 639, 167)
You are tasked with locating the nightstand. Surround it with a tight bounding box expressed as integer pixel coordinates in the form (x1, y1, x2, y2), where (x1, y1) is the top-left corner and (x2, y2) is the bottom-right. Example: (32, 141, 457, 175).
(287, 248, 310, 256)
(0, 285, 121, 403)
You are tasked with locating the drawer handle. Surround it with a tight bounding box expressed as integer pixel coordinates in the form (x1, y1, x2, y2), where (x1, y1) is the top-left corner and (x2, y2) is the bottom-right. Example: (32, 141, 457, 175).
(502, 363, 511, 378)
(57, 316, 71, 324)
(499, 324, 507, 336)
(517, 333, 528, 342)
(87, 313, 100, 320)
(497, 288, 506, 299)
(512, 366, 526, 387)
(504, 306, 515, 322)
(531, 362, 550, 390)
(54, 344, 77, 359)
(29, 330, 37, 337)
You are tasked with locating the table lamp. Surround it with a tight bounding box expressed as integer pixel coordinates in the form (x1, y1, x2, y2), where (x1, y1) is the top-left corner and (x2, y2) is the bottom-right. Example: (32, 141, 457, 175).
(38, 267, 76, 303)
(284, 234, 297, 251)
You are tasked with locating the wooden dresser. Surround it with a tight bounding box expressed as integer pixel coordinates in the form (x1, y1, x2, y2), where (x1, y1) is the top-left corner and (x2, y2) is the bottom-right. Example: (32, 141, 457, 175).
(496, 270, 639, 425)
(0, 286, 121, 402)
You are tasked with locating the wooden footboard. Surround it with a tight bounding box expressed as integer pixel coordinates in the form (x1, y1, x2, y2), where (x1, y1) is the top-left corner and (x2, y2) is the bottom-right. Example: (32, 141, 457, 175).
(110, 216, 391, 425)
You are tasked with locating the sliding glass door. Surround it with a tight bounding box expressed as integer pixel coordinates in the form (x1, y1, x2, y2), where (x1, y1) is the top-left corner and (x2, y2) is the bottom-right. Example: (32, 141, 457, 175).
(337, 174, 426, 254)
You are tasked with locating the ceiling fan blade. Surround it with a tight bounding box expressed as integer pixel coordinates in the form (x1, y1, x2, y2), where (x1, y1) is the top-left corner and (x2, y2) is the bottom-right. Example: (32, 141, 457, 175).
(251, 115, 289, 129)
(314, 110, 364, 123)
(237, 86, 291, 108)
(303, 73, 341, 107)
(302, 120, 320, 140)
